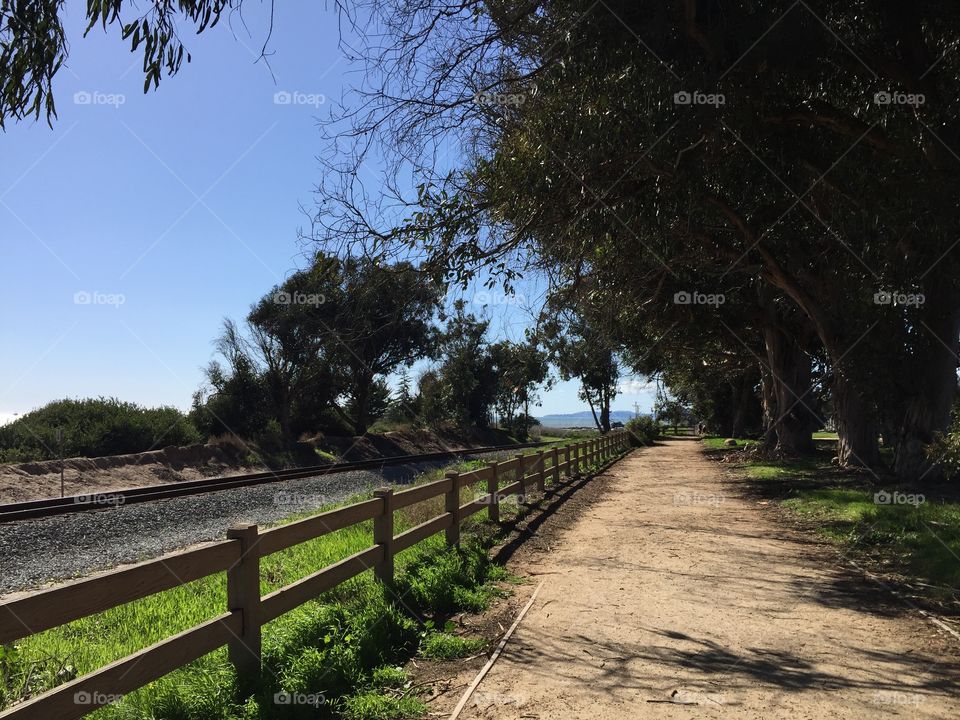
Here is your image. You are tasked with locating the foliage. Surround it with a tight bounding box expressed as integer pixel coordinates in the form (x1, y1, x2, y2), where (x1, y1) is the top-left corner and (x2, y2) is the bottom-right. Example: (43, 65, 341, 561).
(417, 303, 497, 429)
(926, 432, 960, 480)
(489, 339, 549, 440)
(653, 395, 692, 433)
(192, 252, 440, 442)
(0, 397, 200, 462)
(625, 416, 658, 447)
(0, 0, 238, 127)
(543, 306, 620, 433)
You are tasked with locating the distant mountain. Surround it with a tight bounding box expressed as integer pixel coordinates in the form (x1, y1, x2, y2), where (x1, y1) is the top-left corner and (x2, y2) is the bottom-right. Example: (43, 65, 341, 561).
(538, 410, 638, 427)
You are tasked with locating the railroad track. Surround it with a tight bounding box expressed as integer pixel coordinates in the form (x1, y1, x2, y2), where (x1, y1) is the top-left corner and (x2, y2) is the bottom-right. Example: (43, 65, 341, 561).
(0, 442, 545, 524)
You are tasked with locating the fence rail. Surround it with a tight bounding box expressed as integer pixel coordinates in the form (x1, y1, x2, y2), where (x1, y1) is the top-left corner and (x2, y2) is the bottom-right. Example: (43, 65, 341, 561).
(0, 431, 630, 720)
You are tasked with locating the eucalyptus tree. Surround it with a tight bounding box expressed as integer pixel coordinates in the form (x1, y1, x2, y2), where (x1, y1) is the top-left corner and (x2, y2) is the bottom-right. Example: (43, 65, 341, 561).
(312, 0, 960, 479)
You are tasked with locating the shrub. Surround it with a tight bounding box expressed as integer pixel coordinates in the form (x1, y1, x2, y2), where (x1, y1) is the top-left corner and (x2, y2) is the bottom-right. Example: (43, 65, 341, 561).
(625, 416, 659, 447)
(0, 398, 201, 462)
(927, 432, 960, 479)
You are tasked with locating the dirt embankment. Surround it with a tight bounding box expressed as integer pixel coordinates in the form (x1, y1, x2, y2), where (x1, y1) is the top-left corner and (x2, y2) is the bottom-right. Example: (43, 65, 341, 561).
(0, 427, 518, 504)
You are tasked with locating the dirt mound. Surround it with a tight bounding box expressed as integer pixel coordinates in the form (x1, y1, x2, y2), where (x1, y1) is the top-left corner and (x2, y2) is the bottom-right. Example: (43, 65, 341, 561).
(0, 427, 518, 504)
(321, 426, 516, 460)
(0, 442, 249, 504)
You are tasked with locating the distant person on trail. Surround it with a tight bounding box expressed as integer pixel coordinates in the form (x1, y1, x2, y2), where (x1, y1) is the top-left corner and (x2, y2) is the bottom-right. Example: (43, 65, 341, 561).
(697, 422, 706, 436)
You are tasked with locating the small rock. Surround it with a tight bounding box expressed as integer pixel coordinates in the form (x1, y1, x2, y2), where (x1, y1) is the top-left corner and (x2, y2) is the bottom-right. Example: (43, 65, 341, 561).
(723, 438, 738, 447)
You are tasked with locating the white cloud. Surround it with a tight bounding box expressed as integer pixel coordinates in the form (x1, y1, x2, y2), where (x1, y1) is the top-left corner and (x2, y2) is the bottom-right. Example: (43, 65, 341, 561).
(618, 378, 655, 395)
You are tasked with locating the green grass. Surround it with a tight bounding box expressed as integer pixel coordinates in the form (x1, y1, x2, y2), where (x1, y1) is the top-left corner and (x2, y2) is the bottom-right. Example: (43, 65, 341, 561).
(340, 691, 425, 720)
(700, 436, 759, 450)
(419, 632, 485, 660)
(812, 431, 839, 440)
(781, 487, 960, 592)
(735, 454, 960, 598)
(1, 439, 619, 718)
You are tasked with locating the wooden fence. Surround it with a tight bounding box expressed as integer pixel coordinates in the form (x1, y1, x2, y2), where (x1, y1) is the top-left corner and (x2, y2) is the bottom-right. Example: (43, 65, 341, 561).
(0, 431, 630, 719)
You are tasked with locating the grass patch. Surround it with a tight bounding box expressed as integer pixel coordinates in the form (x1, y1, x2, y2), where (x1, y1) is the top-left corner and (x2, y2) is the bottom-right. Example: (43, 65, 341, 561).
(419, 631, 486, 660)
(735, 454, 960, 599)
(700, 436, 759, 450)
(781, 487, 960, 592)
(340, 691, 425, 720)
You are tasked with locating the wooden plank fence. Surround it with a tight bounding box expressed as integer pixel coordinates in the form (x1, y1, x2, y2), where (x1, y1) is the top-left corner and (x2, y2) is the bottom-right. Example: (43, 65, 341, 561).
(0, 431, 630, 719)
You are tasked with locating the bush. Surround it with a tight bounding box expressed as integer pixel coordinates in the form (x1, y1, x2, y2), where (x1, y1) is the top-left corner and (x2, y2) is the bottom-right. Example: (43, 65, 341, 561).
(0, 397, 201, 462)
(927, 432, 960, 479)
(625, 416, 659, 447)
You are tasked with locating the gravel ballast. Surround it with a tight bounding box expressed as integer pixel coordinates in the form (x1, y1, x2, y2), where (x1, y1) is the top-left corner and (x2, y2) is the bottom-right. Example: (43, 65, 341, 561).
(0, 449, 523, 595)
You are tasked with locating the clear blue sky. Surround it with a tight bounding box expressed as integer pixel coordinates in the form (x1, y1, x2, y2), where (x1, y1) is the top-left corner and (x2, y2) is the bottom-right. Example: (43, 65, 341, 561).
(0, 3, 655, 424)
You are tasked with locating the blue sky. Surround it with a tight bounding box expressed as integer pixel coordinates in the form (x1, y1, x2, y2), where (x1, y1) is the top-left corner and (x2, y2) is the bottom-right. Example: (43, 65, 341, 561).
(0, 2, 656, 424)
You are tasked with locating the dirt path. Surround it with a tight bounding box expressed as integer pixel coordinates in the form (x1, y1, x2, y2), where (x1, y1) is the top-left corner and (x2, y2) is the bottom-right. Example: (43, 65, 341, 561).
(458, 439, 960, 719)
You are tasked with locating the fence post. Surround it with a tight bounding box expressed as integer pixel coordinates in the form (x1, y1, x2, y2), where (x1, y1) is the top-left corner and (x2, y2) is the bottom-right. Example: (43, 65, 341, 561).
(551, 447, 560, 485)
(536, 450, 546, 492)
(226, 523, 262, 680)
(444, 471, 461, 546)
(515, 453, 526, 503)
(373, 487, 395, 587)
(487, 462, 499, 523)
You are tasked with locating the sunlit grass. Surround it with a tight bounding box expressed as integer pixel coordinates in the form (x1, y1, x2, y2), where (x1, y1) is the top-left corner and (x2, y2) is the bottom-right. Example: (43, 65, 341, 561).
(739, 455, 960, 597)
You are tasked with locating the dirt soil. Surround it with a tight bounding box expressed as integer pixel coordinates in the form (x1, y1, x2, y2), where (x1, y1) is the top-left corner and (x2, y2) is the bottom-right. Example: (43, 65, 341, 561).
(423, 439, 960, 719)
(0, 428, 519, 504)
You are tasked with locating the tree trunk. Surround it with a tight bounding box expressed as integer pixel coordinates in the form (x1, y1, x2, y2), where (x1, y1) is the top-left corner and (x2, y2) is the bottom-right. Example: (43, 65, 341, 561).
(762, 325, 816, 455)
(833, 367, 880, 468)
(599, 387, 611, 432)
(759, 364, 777, 450)
(352, 373, 372, 436)
(759, 248, 880, 468)
(894, 299, 960, 480)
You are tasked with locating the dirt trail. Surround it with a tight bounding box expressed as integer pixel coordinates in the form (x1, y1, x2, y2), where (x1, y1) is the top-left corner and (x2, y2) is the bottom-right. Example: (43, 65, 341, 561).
(459, 439, 960, 719)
